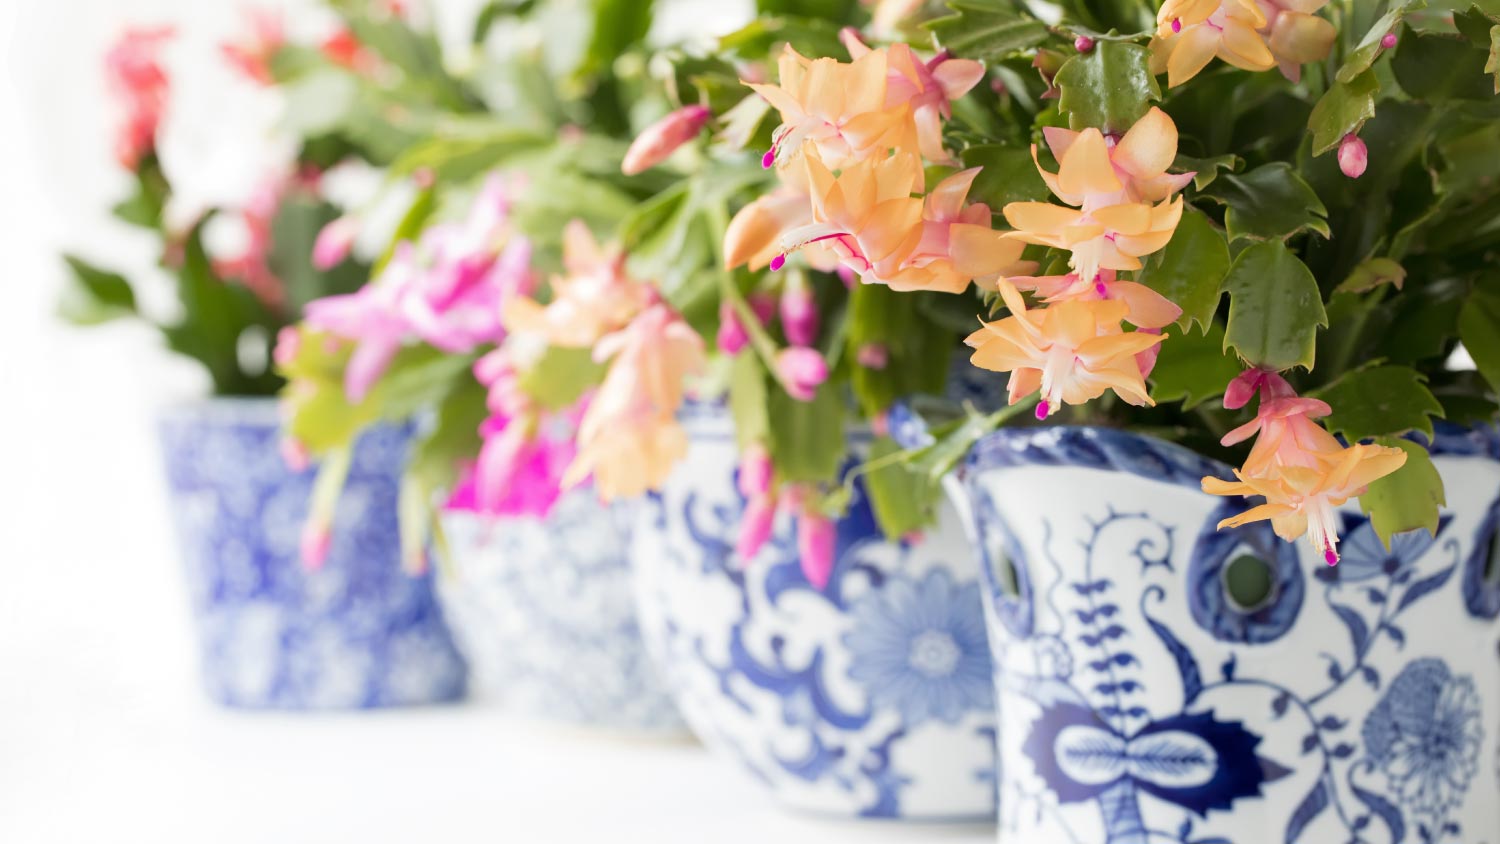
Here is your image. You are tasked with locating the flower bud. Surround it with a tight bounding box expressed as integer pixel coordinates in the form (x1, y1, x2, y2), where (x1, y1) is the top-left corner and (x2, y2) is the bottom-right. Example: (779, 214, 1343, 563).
(280, 437, 311, 473)
(1074, 35, 1095, 52)
(737, 444, 774, 499)
(735, 495, 777, 563)
(776, 347, 829, 402)
(1338, 134, 1367, 179)
(797, 512, 837, 590)
(779, 284, 820, 347)
(273, 326, 301, 367)
(621, 105, 712, 176)
(312, 216, 358, 270)
(300, 518, 332, 569)
(717, 301, 749, 355)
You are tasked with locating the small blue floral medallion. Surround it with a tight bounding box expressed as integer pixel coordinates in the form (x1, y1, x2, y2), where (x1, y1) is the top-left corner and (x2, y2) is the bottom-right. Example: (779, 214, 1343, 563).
(158, 399, 466, 709)
(954, 424, 1500, 844)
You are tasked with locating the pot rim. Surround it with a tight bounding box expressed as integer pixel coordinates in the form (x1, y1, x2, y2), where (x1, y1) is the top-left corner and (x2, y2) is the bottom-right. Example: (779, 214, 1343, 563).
(155, 395, 282, 425)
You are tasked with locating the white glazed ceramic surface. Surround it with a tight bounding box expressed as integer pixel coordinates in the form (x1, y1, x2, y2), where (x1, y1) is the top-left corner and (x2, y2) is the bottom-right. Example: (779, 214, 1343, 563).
(631, 406, 998, 820)
(437, 490, 684, 733)
(957, 426, 1500, 844)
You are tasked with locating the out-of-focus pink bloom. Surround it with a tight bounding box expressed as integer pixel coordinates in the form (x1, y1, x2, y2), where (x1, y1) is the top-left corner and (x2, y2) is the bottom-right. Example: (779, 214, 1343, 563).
(735, 495, 778, 562)
(841, 36, 985, 164)
(106, 26, 173, 170)
(503, 220, 653, 348)
(737, 445, 774, 498)
(280, 437, 311, 472)
(621, 105, 712, 175)
(273, 326, 301, 367)
(221, 7, 285, 85)
(779, 283, 820, 346)
(797, 511, 837, 589)
(1338, 134, 1368, 179)
(776, 346, 829, 402)
(313, 216, 359, 270)
(214, 177, 286, 309)
(717, 301, 749, 355)
(856, 343, 889, 370)
(448, 410, 579, 519)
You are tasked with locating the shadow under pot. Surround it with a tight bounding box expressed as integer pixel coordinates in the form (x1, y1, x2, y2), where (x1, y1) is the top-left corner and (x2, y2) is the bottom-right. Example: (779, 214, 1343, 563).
(436, 488, 685, 734)
(157, 398, 467, 709)
(951, 424, 1500, 844)
(630, 403, 998, 820)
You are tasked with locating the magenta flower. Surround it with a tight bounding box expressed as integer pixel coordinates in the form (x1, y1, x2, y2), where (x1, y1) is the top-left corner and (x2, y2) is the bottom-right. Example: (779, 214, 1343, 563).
(776, 346, 829, 401)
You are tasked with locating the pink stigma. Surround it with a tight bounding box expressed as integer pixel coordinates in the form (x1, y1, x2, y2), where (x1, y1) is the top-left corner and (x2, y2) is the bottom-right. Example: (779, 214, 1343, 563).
(769, 253, 786, 271)
(1035, 400, 1050, 420)
(1324, 548, 1339, 566)
(1381, 32, 1397, 48)
(1095, 281, 1108, 297)
(761, 148, 776, 169)
(1171, 18, 1182, 33)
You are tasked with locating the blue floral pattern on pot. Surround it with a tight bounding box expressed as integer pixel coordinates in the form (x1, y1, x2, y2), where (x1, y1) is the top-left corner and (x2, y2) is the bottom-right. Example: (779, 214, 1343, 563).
(955, 425, 1500, 844)
(158, 399, 467, 709)
(630, 404, 997, 820)
(436, 490, 684, 733)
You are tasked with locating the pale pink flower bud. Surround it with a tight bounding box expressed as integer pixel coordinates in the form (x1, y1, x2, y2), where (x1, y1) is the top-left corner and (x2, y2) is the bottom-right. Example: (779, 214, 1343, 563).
(717, 301, 749, 355)
(779, 285, 820, 346)
(1338, 134, 1367, 179)
(737, 444, 774, 498)
(1223, 370, 1266, 410)
(621, 105, 712, 176)
(856, 343, 888, 370)
(312, 216, 358, 270)
(735, 495, 777, 563)
(871, 410, 890, 438)
(776, 347, 829, 402)
(300, 518, 332, 569)
(280, 437, 311, 472)
(797, 512, 837, 590)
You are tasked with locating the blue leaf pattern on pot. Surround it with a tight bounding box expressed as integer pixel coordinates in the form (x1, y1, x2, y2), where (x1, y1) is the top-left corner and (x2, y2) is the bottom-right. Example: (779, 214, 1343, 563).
(1362, 659, 1483, 822)
(157, 400, 466, 709)
(845, 569, 993, 728)
(955, 425, 1500, 844)
(631, 404, 997, 820)
(1462, 497, 1500, 620)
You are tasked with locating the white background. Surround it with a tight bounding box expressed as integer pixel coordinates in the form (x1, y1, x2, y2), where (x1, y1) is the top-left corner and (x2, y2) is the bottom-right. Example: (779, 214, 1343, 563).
(0, 2, 994, 841)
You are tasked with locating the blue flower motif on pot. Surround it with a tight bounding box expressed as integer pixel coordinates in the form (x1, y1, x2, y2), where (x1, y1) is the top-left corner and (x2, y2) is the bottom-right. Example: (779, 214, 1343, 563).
(631, 404, 997, 820)
(436, 489, 684, 733)
(955, 425, 1500, 844)
(158, 399, 466, 709)
(1362, 659, 1484, 822)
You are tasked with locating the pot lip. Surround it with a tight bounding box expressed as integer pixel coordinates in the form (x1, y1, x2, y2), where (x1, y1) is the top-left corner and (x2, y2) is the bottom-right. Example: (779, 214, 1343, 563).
(963, 421, 1500, 488)
(155, 395, 282, 425)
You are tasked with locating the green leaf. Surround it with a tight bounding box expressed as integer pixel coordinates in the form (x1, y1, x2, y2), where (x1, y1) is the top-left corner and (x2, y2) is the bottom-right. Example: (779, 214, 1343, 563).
(516, 346, 607, 411)
(578, 0, 654, 80)
(847, 285, 958, 417)
(718, 16, 846, 61)
(861, 437, 939, 540)
(1136, 206, 1230, 334)
(1487, 23, 1500, 92)
(729, 351, 771, 452)
(165, 224, 277, 395)
(924, 1, 1050, 63)
(1459, 283, 1500, 394)
(1054, 40, 1160, 134)
(768, 380, 846, 485)
(1308, 69, 1380, 156)
(1336, 257, 1407, 294)
(1359, 439, 1446, 547)
(400, 378, 489, 571)
(1200, 163, 1330, 242)
(58, 255, 137, 325)
(962, 144, 1052, 208)
(387, 127, 549, 182)
(1148, 321, 1241, 410)
(1221, 240, 1328, 371)
(1318, 366, 1445, 441)
(1393, 29, 1496, 100)
(1173, 153, 1241, 191)
(374, 186, 436, 276)
(1337, 0, 1428, 84)
(268, 196, 367, 316)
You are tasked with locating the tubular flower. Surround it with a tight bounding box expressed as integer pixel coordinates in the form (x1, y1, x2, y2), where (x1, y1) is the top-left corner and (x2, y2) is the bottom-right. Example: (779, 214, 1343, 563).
(503, 220, 654, 348)
(779, 149, 926, 284)
(748, 45, 917, 171)
(1008, 269, 1182, 329)
(1203, 444, 1409, 564)
(842, 36, 986, 164)
(965, 280, 1164, 417)
(886, 167, 1031, 293)
(1033, 108, 1195, 206)
(1260, 0, 1336, 82)
(1003, 196, 1184, 284)
(564, 305, 706, 499)
(1150, 0, 1274, 87)
(725, 188, 819, 272)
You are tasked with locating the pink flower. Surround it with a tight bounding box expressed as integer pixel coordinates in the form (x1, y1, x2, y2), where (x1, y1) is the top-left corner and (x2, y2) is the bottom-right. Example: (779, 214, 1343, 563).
(779, 283, 820, 346)
(105, 26, 173, 170)
(621, 105, 712, 175)
(299, 517, 332, 569)
(735, 495, 778, 562)
(1338, 134, 1368, 179)
(841, 35, 986, 164)
(737, 445, 774, 498)
(797, 512, 837, 589)
(776, 346, 829, 401)
(856, 343, 889, 370)
(313, 216, 359, 270)
(221, 7, 285, 85)
(280, 437, 311, 472)
(717, 301, 749, 355)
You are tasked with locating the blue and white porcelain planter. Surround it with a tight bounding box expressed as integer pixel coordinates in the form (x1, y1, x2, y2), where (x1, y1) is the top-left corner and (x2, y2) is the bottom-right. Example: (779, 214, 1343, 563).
(630, 404, 998, 820)
(952, 425, 1500, 844)
(435, 492, 684, 733)
(158, 399, 467, 709)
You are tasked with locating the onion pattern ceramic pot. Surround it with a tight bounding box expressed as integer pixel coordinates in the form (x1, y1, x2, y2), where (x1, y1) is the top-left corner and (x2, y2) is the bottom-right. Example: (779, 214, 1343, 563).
(949, 424, 1500, 844)
(630, 403, 998, 820)
(437, 490, 684, 733)
(157, 399, 467, 709)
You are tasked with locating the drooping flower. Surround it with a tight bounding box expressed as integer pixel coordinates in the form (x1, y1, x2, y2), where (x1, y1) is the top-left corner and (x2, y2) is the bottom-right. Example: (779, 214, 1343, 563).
(621, 105, 712, 175)
(779, 148, 925, 284)
(797, 510, 838, 589)
(965, 280, 1164, 417)
(885, 167, 1031, 294)
(1204, 443, 1408, 564)
(1150, 0, 1275, 87)
(748, 45, 917, 171)
(105, 26, 174, 170)
(841, 35, 985, 164)
(1031, 108, 1195, 206)
(503, 220, 654, 348)
(1260, 0, 1337, 83)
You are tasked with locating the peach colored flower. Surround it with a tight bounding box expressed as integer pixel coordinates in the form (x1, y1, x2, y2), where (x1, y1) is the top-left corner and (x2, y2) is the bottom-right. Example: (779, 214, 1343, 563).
(1203, 443, 1408, 563)
(842, 36, 985, 164)
(965, 279, 1164, 417)
(748, 46, 917, 171)
(1260, 0, 1336, 82)
(779, 148, 926, 284)
(1008, 268, 1182, 329)
(1150, 0, 1274, 88)
(884, 167, 1032, 293)
(502, 220, 653, 348)
(1033, 108, 1195, 206)
(1221, 395, 1344, 476)
(1002, 196, 1184, 284)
